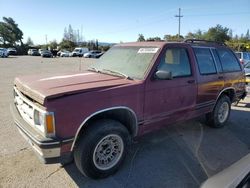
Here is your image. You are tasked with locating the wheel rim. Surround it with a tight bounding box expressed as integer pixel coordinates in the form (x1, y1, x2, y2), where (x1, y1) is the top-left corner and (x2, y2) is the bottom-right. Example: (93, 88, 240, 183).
(93, 134, 124, 170)
(218, 102, 229, 123)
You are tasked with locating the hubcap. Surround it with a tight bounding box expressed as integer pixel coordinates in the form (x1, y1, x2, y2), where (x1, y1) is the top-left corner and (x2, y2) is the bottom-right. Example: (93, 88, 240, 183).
(93, 134, 124, 170)
(218, 102, 229, 123)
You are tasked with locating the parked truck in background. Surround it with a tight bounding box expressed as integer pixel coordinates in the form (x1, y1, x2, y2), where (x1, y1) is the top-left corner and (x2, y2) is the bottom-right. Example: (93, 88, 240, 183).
(71, 47, 89, 57)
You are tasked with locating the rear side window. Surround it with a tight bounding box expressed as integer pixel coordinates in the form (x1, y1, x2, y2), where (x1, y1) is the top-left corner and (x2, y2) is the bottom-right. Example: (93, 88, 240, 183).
(211, 49, 223, 73)
(194, 48, 217, 75)
(217, 48, 241, 72)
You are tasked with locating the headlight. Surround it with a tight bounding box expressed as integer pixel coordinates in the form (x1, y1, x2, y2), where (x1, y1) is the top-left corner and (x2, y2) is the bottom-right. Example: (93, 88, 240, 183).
(34, 110, 55, 137)
(34, 110, 45, 126)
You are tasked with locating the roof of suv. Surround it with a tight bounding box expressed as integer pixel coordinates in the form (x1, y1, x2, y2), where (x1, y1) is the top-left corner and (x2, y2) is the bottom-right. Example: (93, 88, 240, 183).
(116, 39, 227, 48)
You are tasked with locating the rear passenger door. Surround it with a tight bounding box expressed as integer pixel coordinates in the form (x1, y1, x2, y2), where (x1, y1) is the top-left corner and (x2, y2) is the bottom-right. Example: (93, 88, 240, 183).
(216, 48, 245, 96)
(193, 47, 224, 110)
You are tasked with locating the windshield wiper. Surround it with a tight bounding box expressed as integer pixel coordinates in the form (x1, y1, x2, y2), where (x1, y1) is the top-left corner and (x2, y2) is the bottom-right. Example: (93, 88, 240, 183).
(102, 69, 132, 80)
(88, 67, 99, 72)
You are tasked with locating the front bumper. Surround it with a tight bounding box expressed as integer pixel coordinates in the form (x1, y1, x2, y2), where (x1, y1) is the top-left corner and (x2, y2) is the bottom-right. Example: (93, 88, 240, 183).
(10, 103, 73, 164)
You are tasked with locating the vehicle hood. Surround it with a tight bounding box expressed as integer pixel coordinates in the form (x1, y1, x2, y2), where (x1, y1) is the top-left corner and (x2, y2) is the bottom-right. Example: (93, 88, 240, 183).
(14, 71, 135, 105)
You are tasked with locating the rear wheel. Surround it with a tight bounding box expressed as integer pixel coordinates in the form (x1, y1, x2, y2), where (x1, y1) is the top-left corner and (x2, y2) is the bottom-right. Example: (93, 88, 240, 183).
(74, 119, 130, 179)
(206, 95, 231, 128)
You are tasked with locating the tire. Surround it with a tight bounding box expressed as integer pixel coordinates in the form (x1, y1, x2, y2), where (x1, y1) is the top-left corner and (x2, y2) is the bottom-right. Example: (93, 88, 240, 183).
(206, 95, 231, 128)
(74, 119, 130, 179)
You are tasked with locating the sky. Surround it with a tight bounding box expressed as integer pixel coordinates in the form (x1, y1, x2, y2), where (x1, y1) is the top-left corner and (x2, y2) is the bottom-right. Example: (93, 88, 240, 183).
(0, 0, 249, 45)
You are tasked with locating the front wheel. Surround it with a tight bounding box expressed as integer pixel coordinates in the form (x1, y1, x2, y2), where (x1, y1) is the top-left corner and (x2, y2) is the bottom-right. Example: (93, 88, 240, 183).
(74, 119, 130, 179)
(206, 95, 231, 128)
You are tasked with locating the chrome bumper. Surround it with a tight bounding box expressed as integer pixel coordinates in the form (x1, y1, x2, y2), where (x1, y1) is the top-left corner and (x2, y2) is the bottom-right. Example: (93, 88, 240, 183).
(10, 103, 73, 164)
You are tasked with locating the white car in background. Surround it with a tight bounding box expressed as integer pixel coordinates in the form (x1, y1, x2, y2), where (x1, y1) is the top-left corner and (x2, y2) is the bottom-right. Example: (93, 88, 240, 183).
(71, 47, 89, 57)
(83, 50, 103, 58)
(0, 48, 9, 57)
(235, 51, 250, 65)
(60, 50, 71, 57)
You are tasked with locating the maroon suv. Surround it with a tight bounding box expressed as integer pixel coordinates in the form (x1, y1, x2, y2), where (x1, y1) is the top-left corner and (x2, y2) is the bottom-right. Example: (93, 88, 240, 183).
(11, 39, 246, 179)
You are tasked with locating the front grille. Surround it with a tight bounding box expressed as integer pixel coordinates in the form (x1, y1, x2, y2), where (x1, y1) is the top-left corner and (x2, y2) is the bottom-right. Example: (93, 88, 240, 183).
(14, 87, 35, 126)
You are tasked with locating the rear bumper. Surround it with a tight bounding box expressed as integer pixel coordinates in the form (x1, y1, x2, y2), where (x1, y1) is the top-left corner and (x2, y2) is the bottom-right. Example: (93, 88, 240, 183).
(10, 103, 73, 164)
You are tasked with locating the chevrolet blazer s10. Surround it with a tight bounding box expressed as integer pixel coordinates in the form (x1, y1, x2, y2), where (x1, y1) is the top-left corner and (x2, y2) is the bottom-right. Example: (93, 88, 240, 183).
(11, 39, 246, 179)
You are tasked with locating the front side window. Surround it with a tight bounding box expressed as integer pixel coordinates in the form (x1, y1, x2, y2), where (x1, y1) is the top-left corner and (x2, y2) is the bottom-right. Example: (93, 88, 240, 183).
(194, 48, 217, 75)
(158, 48, 191, 77)
(217, 48, 241, 72)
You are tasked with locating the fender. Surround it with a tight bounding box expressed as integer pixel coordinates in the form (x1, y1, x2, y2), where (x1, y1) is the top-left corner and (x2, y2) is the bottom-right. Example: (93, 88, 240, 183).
(70, 106, 138, 151)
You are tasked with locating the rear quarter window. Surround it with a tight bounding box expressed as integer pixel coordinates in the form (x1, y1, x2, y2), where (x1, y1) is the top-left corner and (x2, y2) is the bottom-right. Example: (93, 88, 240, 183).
(217, 48, 241, 72)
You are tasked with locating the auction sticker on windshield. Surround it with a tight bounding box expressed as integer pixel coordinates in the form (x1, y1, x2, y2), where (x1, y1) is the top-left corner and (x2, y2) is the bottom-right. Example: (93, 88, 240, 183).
(137, 48, 159, 53)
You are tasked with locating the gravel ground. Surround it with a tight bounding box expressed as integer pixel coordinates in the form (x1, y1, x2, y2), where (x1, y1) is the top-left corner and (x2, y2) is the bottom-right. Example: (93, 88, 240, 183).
(0, 56, 249, 188)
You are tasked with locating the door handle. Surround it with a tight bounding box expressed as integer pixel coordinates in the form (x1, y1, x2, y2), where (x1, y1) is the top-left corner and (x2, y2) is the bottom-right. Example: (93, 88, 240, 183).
(187, 80, 195, 84)
(218, 76, 224, 79)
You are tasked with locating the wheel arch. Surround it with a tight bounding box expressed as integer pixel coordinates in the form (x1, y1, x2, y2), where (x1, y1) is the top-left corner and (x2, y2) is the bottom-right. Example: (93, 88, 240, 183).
(71, 106, 138, 151)
(215, 87, 236, 105)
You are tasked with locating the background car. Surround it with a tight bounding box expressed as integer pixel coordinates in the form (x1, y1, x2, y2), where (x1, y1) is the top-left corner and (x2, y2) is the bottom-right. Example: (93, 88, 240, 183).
(0, 48, 9, 57)
(7, 48, 17, 55)
(60, 50, 71, 57)
(28, 49, 40, 56)
(235, 51, 250, 65)
(41, 50, 53, 58)
(244, 62, 250, 84)
(71, 47, 89, 57)
(83, 50, 103, 58)
(38, 49, 45, 55)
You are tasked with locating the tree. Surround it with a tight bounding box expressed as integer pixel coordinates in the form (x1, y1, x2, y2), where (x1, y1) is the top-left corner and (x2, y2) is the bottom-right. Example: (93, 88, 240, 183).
(204, 24, 230, 43)
(0, 22, 12, 45)
(146, 37, 162, 41)
(137, 34, 145, 42)
(163, 34, 183, 41)
(184, 30, 204, 40)
(0, 17, 23, 46)
(245, 29, 250, 40)
(26, 37, 34, 46)
(49, 40, 58, 50)
(59, 39, 76, 51)
(63, 24, 77, 43)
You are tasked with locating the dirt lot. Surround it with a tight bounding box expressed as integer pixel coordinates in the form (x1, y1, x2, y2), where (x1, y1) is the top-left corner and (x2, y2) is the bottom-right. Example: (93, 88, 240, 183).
(0, 56, 250, 188)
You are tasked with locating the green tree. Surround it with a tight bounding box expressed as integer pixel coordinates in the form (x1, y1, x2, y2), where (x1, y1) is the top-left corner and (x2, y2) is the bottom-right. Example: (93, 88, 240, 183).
(0, 17, 23, 46)
(0, 22, 12, 46)
(184, 30, 205, 40)
(49, 40, 58, 50)
(204, 24, 230, 43)
(26, 37, 34, 46)
(137, 34, 145, 42)
(245, 29, 250, 40)
(163, 34, 183, 41)
(146, 37, 162, 41)
(59, 39, 76, 51)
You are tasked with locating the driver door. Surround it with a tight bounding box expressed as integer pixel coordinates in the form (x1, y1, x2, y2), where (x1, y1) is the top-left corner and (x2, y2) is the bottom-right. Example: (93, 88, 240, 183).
(143, 46, 197, 130)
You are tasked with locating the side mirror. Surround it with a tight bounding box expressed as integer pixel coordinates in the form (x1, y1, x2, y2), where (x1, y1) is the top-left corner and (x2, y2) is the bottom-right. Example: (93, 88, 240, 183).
(155, 70, 172, 80)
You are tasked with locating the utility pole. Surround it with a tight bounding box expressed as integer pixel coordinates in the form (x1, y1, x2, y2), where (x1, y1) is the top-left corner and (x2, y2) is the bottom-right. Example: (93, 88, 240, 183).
(45, 34, 47, 45)
(175, 8, 183, 40)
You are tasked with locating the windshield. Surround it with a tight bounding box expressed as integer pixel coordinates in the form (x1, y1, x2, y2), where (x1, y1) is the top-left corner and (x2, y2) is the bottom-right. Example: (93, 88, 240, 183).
(89, 46, 159, 80)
